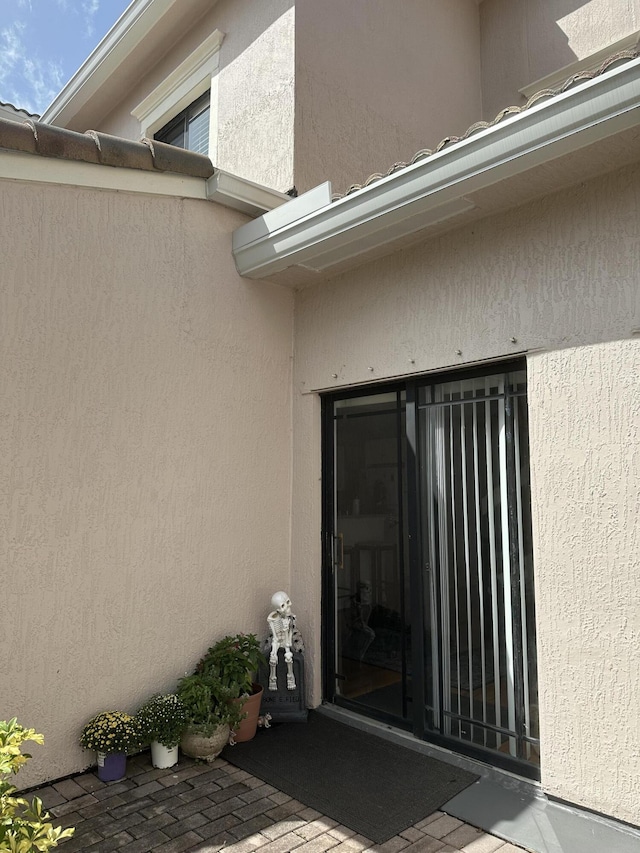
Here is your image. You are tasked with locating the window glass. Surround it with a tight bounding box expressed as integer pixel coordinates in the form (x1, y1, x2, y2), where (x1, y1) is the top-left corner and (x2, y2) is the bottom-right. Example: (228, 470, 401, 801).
(155, 91, 210, 155)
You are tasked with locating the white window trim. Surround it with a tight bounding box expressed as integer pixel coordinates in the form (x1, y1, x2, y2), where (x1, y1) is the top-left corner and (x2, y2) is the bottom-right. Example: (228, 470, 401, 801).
(131, 29, 224, 161)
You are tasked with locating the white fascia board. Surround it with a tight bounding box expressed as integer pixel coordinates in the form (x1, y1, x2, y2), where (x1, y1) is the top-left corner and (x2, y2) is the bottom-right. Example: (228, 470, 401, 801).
(41, 0, 180, 126)
(233, 56, 640, 279)
(206, 169, 290, 216)
(0, 149, 207, 200)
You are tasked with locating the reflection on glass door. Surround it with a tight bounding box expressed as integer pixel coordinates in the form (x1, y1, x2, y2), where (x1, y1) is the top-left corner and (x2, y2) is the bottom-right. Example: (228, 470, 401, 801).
(329, 390, 411, 724)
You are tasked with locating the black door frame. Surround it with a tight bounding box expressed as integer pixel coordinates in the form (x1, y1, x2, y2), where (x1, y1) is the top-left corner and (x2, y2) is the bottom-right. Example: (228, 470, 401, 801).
(321, 360, 540, 781)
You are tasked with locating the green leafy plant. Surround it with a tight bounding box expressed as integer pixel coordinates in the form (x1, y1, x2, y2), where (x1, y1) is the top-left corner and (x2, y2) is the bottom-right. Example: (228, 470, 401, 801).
(196, 633, 266, 699)
(176, 673, 244, 736)
(80, 711, 139, 755)
(136, 694, 187, 749)
(0, 717, 75, 852)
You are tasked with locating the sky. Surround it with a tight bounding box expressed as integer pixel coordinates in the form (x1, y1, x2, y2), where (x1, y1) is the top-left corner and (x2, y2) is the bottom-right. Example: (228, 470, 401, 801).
(1, 0, 132, 115)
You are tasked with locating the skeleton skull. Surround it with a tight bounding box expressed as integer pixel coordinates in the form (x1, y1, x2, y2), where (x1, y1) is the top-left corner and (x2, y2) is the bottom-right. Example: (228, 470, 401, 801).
(271, 591, 292, 616)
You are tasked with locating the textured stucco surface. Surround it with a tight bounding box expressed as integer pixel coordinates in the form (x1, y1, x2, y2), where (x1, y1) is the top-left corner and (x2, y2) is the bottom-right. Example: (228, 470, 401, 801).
(291, 162, 640, 823)
(528, 341, 640, 826)
(480, 0, 640, 119)
(99, 0, 295, 191)
(1, 179, 294, 788)
(294, 0, 482, 195)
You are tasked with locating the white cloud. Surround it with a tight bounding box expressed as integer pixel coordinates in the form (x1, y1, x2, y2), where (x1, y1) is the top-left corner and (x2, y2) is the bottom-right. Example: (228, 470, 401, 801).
(82, 0, 100, 38)
(0, 19, 64, 114)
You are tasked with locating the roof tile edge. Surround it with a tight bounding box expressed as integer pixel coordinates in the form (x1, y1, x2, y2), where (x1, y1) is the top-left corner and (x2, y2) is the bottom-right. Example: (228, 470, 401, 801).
(0, 117, 214, 179)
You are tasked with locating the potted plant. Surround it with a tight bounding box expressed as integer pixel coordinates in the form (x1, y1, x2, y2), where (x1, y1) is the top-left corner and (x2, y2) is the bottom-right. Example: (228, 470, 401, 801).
(176, 673, 243, 761)
(80, 711, 139, 782)
(196, 633, 267, 743)
(1, 718, 75, 850)
(136, 693, 187, 769)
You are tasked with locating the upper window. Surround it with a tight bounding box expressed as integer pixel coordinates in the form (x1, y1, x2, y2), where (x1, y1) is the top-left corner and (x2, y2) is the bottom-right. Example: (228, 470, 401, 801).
(131, 30, 224, 161)
(155, 92, 210, 155)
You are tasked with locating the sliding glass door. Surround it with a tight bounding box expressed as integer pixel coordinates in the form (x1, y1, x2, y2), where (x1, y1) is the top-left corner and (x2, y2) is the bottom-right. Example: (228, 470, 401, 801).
(323, 363, 539, 777)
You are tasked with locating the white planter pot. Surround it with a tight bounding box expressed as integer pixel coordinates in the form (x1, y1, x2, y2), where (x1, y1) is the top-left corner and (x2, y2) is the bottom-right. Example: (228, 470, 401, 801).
(150, 741, 179, 769)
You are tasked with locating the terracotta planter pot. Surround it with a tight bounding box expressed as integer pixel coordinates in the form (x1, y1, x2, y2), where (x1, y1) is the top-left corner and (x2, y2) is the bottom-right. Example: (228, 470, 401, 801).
(233, 684, 264, 743)
(180, 723, 230, 762)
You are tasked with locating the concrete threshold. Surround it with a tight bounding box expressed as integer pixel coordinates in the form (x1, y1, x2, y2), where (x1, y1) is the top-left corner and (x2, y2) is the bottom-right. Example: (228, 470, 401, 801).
(318, 703, 640, 853)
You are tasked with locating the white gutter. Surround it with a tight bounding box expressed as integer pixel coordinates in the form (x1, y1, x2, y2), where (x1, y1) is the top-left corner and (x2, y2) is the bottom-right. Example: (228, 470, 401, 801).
(206, 169, 289, 216)
(41, 0, 182, 126)
(233, 55, 640, 279)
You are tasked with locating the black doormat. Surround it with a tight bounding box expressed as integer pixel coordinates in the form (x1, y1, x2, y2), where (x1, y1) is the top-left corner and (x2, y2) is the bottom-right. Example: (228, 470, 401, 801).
(223, 711, 478, 843)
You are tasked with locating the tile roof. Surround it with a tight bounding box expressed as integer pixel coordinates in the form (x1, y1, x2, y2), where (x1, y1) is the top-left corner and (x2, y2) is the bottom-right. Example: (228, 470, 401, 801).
(0, 117, 214, 178)
(0, 100, 39, 119)
(334, 47, 639, 200)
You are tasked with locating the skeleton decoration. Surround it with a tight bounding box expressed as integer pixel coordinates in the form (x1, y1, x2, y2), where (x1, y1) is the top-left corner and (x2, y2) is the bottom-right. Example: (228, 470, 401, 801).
(267, 591, 297, 690)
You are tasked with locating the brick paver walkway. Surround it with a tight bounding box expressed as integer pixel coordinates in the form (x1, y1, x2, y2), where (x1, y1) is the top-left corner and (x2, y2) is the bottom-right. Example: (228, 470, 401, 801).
(35, 752, 529, 853)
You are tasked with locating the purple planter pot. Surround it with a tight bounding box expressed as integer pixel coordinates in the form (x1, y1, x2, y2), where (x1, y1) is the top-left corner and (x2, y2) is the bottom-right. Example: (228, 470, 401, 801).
(96, 751, 127, 782)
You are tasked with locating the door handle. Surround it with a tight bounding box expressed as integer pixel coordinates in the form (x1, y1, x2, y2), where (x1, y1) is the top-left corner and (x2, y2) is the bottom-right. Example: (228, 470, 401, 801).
(336, 533, 344, 569)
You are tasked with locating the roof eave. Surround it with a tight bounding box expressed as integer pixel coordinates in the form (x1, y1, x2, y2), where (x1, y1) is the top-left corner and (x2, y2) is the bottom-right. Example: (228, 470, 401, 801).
(40, 0, 207, 127)
(232, 55, 640, 281)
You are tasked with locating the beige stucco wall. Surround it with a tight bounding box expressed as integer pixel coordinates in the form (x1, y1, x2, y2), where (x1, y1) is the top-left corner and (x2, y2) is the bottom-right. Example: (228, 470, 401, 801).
(528, 340, 640, 822)
(1, 177, 294, 788)
(480, 0, 640, 119)
(291, 161, 640, 823)
(294, 0, 482, 195)
(98, 0, 295, 191)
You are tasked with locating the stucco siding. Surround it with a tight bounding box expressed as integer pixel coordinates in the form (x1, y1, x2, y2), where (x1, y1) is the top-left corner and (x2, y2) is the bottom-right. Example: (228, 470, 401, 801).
(480, 0, 640, 119)
(291, 161, 640, 822)
(1, 179, 294, 788)
(98, 0, 295, 191)
(528, 340, 640, 824)
(294, 0, 482, 195)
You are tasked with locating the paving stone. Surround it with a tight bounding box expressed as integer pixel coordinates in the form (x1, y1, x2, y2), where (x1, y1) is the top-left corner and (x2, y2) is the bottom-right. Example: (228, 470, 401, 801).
(79, 794, 127, 816)
(327, 826, 357, 842)
(151, 781, 195, 802)
(196, 813, 243, 839)
(243, 775, 269, 789)
(296, 832, 341, 853)
(201, 796, 246, 821)
(227, 814, 276, 841)
(241, 784, 285, 804)
(55, 777, 94, 801)
(158, 766, 210, 787)
(85, 830, 135, 851)
(177, 781, 223, 802)
(460, 834, 506, 853)
(490, 845, 522, 853)
(235, 797, 279, 821)
(99, 811, 147, 838)
(52, 793, 99, 816)
(36, 785, 70, 808)
(119, 829, 172, 852)
(209, 782, 253, 803)
(93, 780, 137, 800)
(423, 816, 464, 840)
(399, 828, 426, 843)
(74, 773, 108, 793)
(296, 819, 340, 841)
(153, 830, 206, 852)
(265, 801, 307, 821)
(402, 837, 445, 853)
(160, 810, 209, 837)
(261, 818, 308, 841)
(58, 828, 104, 850)
(125, 779, 164, 800)
(257, 831, 307, 853)
(170, 795, 220, 821)
(414, 814, 443, 831)
(223, 835, 269, 853)
(127, 812, 177, 839)
(367, 835, 410, 853)
(193, 830, 240, 851)
(296, 807, 323, 821)
(442, 825, 486, 850)
(110, 797, 154, 818)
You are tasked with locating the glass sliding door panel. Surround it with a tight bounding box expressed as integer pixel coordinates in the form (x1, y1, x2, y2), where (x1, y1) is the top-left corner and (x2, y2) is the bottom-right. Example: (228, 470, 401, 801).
(330, 391, 410, 723)
(419, 370, 538, 767)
